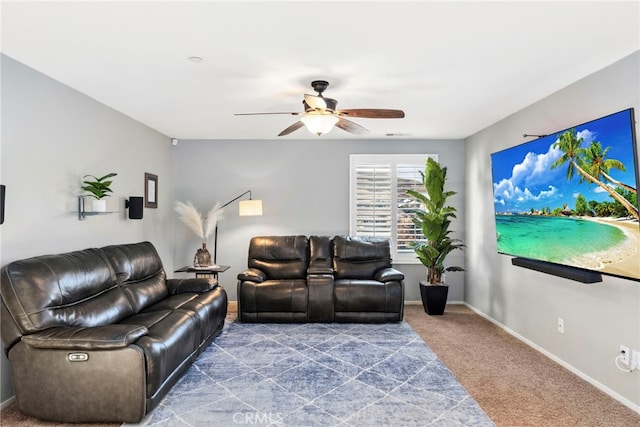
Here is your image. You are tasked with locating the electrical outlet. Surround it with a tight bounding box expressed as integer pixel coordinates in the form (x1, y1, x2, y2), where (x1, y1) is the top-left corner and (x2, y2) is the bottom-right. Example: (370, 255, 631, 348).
(557, 318, 564, 334)
(619, 345, 630, 365)
(631, 350, 640, 371)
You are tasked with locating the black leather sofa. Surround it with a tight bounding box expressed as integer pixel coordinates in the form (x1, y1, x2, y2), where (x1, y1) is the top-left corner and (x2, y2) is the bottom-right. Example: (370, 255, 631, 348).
(237, 235, 404, 322)
(0, 241, 228, 423)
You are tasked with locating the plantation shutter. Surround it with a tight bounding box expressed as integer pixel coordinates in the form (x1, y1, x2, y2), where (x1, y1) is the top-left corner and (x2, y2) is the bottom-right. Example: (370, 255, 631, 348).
(354, 164, 392, 238)
(350, 154, 436, 263)
(396, 164, 424, 254)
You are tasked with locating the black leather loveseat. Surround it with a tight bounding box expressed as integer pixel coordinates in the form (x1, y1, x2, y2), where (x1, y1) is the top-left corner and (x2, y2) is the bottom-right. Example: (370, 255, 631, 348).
(237, 235, 404, 322)
(0, 241, 228, 423)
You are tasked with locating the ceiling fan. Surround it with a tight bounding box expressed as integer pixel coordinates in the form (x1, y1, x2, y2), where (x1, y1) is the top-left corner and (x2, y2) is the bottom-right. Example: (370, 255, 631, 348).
(234, 80, 405, 136)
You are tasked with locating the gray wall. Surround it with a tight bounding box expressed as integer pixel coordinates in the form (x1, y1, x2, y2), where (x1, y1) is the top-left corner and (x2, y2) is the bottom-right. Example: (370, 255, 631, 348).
(465, 51, 640, 410)
(171, 138, 466, 303)
(0, 55, 175, 403)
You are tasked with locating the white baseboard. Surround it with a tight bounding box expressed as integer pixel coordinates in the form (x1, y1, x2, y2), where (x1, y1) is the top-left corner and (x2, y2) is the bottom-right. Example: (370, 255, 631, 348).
(1, 396, 15, 410)
(405, 300, 465, 306)
(464, 303, 640, 416)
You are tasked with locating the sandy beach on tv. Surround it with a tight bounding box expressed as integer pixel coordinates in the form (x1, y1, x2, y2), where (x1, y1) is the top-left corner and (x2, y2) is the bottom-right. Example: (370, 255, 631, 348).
(578, 217, 640, 279)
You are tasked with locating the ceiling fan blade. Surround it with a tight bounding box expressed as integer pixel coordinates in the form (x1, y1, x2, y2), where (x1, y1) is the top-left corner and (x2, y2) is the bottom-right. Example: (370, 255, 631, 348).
(235, 112, 301, 116)
(304, 94, 327, 110)
(277, 120, 305, 136)
(335, 117, 369, 135)
(337, 109, 405, 119)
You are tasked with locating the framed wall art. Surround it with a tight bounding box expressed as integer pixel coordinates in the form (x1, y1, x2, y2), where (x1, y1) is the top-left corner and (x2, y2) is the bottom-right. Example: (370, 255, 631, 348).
(145, 173, 158, 208)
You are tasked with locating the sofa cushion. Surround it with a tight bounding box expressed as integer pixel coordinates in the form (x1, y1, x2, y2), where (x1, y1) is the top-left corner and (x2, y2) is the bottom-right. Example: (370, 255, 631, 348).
(171, 289, 227, 347)
(141, 288, 227, 346)
(101, 242, 169, 312)
(248, 236, 309, 279)
(0, 248, 133, 334)
(332, 236, 392, 279)
(121, 309, 200, 398)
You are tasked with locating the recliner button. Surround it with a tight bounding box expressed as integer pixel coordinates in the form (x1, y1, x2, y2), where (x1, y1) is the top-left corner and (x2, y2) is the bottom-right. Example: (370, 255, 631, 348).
(68, 353, 89, 362)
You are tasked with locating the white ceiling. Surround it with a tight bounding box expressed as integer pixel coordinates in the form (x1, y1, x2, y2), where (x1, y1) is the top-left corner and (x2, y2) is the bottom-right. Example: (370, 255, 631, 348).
(2, 1, 639, 140)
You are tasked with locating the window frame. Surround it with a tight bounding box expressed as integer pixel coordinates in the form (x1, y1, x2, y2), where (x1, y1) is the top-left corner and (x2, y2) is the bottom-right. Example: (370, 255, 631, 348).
(349, 154, 437, 264)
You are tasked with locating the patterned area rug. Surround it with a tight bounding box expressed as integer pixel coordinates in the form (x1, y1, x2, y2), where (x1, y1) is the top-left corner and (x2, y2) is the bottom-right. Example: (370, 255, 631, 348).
(126, 321, 493, 426)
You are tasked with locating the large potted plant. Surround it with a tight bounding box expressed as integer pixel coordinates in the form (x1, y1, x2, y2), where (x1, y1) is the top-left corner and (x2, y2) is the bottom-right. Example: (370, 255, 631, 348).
(82, 172, 117, 212)
(407, 157, 464, 315)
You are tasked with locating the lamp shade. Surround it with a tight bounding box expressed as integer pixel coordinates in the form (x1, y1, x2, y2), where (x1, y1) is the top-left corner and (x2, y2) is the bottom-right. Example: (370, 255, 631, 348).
(301, 114, 339, 136)
(239, 199, 263, 216)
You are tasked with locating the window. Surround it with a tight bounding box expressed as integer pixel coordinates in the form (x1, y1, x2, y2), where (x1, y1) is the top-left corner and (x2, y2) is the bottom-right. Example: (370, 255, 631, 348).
(349, 154, 436, 263)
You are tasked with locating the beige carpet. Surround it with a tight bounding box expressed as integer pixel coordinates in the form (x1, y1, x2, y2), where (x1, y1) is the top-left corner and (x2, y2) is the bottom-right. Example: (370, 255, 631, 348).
(405, 304, 640, 427)
(1, 305, 639, 426)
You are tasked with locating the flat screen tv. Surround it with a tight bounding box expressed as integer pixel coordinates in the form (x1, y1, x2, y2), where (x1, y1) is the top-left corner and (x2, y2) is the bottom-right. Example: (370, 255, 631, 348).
(491, 108, 639, 281)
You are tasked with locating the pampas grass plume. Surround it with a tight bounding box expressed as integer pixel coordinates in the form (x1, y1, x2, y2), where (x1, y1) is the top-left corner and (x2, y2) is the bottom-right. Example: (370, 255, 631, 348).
(175, 201, 204, 240)
(203, 202, 223, 240)
(175, 201, 224, 243)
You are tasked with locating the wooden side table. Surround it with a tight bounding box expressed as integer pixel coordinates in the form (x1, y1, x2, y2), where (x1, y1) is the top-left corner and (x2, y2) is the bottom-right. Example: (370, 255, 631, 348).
(174, 265, 230, 279)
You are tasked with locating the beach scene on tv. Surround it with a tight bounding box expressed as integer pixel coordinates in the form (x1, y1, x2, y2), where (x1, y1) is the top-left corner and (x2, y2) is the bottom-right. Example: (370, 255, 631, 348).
(491, 109, 639, 281)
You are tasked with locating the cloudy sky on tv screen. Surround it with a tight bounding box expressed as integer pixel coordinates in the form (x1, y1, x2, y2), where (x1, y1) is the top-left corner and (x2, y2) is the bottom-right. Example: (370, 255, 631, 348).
(491, 109, 637, 214)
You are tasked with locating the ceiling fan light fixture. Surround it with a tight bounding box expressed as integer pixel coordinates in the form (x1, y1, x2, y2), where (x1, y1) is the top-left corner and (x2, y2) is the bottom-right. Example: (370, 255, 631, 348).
(235, 80, 404, 136)
(301, 114, 339, 136)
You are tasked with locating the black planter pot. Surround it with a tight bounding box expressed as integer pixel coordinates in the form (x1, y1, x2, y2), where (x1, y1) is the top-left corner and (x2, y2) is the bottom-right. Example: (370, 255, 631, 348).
(419, 282, 449, 315)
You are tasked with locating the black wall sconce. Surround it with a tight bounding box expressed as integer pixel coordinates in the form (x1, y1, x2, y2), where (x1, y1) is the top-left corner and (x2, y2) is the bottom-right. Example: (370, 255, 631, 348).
(1, 185, 5, 224)
(125, 196, 144, 220)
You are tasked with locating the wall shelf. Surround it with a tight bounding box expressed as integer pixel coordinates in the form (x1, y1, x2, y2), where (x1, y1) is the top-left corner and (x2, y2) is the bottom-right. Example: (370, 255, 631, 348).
(78, 196, 118, 220)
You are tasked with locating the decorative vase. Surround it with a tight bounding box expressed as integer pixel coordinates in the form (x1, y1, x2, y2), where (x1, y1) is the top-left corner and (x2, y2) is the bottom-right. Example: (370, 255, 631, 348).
(194, 243, 212, 267)
(91, 199, 107, 212)
(419, 281, 449, 316)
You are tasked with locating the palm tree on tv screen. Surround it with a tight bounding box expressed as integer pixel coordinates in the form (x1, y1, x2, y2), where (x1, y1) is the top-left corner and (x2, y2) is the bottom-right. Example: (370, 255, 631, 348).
(550, 128, 639, 220)
(582, 140, 637, 195)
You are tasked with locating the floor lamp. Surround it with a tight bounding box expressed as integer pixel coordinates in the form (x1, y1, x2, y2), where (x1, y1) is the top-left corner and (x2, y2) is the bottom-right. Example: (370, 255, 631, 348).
(213, 190, 262, 265)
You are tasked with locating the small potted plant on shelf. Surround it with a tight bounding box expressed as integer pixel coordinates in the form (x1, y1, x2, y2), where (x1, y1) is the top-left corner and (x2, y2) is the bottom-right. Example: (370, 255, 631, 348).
(406, 157, 464, 315)
(82, 172, 117, 212)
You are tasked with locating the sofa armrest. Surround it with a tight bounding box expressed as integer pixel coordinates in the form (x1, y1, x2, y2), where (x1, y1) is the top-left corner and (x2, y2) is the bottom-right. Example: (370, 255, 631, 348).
(166, 278, 218, 295)
(374, 267, 405, 282)
(237, 268, 267, 283)
(21, 324, 148, 350)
